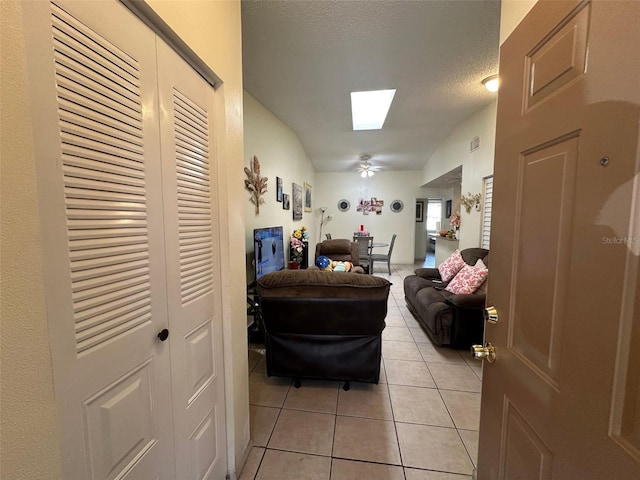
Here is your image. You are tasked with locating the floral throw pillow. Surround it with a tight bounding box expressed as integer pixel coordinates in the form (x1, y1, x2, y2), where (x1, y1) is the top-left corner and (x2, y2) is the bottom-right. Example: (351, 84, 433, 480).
(445, 259, 489, 295)
(437, 249, 466, 282)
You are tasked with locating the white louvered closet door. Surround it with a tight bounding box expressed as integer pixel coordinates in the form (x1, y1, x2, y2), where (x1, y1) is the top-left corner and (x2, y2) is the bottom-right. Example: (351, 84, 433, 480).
(25, 1, 177, 478)
(24, 1, 226, 478)
(156, 41, 227, 479)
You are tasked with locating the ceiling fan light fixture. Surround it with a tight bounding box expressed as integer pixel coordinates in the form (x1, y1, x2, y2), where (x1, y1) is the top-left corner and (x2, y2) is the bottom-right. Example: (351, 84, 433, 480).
(482, 74, 499, 93)
(360, 170, 374, 178)
(351, 89, 396, 130)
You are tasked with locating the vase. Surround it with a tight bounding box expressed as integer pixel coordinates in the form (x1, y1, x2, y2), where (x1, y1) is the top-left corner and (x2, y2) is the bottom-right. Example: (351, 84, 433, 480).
(288, 261, 300, 270)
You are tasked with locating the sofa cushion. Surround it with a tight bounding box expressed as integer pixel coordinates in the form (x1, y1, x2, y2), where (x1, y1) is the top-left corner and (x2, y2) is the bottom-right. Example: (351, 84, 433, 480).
(414, 286, 452, 334)
(445, 260, 489, 295)
(403, 275, 436, 303)
(438, 249, 466, 281)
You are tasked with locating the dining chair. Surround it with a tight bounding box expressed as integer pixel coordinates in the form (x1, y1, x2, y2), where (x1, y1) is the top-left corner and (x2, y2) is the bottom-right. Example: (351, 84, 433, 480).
(353, 236, 373, 274)
(370, 234, 397, 274)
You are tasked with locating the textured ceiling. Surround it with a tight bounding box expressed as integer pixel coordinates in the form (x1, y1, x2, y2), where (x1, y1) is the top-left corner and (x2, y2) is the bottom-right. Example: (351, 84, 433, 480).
(242, 0, 500, 173)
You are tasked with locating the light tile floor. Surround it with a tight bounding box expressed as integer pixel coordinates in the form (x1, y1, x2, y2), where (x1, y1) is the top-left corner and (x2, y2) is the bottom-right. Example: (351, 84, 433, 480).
(242, 262, 482, 480)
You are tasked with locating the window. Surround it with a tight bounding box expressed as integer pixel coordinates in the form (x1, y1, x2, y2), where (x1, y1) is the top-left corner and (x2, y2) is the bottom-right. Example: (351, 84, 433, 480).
(426, 199, 442, 232)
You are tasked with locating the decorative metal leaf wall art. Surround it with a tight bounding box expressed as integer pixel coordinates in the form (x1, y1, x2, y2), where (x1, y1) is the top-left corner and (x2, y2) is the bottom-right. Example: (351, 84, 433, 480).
(244, 155, 268, 214)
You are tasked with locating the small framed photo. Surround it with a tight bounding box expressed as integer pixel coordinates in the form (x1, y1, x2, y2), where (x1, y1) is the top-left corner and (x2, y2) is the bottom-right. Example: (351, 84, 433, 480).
(445, 199, 452, 218)
(276, 176, 283, 202)
(416, 201, 424, 222)
(304, 182, 312, 212)
(283, 193, 290, 210)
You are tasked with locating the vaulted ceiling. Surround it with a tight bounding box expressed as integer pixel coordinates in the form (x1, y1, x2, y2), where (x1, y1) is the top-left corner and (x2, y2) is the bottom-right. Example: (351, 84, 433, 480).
(241, 0, 501, 174)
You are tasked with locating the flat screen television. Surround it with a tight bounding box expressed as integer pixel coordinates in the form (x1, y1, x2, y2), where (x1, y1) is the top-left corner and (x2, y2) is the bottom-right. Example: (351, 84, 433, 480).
(254, 226, 285, 280)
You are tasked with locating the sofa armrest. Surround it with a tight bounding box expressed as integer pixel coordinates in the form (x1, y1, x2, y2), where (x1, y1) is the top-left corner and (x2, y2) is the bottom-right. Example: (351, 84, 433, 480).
(445, 294, 485, 310)
(414, 267, 441, 279)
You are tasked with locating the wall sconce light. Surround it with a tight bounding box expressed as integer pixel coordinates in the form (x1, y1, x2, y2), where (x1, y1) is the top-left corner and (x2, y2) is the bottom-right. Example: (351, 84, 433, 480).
(482, 74, 499, 93)
(461, 192, 482, 213)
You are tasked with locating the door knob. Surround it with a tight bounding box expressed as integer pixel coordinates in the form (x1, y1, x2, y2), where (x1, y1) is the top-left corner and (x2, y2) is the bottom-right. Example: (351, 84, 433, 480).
(157, 329, 169, 341)
(471, 343, 496, 363)
(484, 306, 498, 324)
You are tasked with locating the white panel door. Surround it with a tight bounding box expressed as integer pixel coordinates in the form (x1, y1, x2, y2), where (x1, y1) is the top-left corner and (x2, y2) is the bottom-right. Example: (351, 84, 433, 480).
(24, 1, 175, 478)
(156, 41, 227, 479)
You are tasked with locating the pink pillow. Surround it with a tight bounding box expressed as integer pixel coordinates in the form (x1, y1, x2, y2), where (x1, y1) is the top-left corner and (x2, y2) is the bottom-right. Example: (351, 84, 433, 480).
(445, 260, 489, 295)
(438, 249, 466, 282)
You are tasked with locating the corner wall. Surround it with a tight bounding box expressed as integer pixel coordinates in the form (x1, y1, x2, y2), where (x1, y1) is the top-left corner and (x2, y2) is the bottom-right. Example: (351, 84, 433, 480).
(421, 101, 497, 250)
(1, 1, 63, 477)
(243, 93, 316, 281)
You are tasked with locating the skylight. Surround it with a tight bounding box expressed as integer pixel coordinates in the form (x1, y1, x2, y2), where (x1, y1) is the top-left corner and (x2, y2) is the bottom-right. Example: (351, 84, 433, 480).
(350, 89, 396, 130)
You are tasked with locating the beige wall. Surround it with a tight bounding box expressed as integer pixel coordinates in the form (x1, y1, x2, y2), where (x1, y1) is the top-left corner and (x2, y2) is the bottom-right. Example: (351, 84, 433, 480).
(315, 171, 428, 266)
(243, 93, 316, 281)
(0, 0, 248, 477)
(0, 1, 63, 478)
(500, 0, 538, 45)
(421, 101, 497, 250)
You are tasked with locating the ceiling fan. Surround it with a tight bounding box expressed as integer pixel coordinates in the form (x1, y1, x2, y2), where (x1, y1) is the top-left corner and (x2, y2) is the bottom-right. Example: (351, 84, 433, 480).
(356, 155, 381, 178)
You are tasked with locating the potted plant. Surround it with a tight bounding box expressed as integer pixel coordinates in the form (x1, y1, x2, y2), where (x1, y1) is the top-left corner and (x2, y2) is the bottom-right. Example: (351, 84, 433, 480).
(289, 226, 309, 268)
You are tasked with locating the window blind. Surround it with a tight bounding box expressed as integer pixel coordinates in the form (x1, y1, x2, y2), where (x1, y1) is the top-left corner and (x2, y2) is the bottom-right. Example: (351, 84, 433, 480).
(481, 176, 493, 249)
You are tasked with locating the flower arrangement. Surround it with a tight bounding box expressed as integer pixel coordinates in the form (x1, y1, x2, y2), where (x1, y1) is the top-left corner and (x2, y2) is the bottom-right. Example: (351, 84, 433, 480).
(448, 212, 461, 238)
(290, 226, 309, 263)
(449, 212, 461, 229)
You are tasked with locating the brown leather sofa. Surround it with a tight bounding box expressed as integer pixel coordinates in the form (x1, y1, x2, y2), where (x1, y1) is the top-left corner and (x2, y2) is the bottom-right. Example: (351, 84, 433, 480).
(404, 248, 488, 348)
(257, 269, 391, 389)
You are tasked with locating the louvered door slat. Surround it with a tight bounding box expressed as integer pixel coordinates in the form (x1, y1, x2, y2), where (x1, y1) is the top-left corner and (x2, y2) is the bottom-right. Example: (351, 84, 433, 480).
(70, 257, 149, 281)
(175, 124, 209, 152)
(52, 4, 138, 73)
(58, 99, 142, 141)
(52, 8, 140, 87)
(73, 289, 150, 325)
(74, 297, 150, 332)
(55, 70, 141, 120)
(176, 148, 208, 166)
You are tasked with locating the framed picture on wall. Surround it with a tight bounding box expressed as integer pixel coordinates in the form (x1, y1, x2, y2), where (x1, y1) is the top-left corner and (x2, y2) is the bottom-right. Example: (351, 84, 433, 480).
(416, 201, 424, 222)
(445, 199, 452, 218)
(283, 193, 290, 210)
(304, 182, 312, 212)
(292, 183, 303, 220)
(276, 176, 283, 202)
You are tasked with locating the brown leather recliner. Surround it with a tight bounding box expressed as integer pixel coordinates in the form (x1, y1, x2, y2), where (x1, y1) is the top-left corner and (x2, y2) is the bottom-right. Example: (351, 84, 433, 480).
(257, 269, 391, 389)
(315, 239, 359, 263)
(314, 239, 365, 273)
